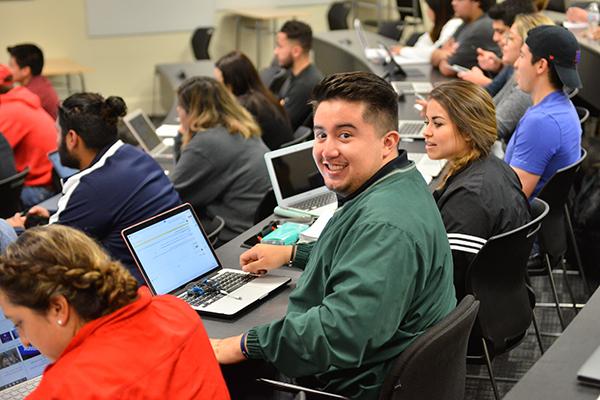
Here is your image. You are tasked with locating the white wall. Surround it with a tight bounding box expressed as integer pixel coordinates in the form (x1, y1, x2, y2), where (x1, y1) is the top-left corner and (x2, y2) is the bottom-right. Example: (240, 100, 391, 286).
(0, 0, 329, 115)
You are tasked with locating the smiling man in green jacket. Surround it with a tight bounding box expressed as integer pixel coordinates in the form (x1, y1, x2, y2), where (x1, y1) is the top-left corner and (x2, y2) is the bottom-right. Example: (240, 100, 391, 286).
(210, 71, 456, 399)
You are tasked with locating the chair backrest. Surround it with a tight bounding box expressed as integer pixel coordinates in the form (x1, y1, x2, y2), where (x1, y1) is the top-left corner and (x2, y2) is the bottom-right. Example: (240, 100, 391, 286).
(576, 106, 590, 126)
(280, 126, 313, 148)
(466, 198, 549, 359)
(0, 167, 29, 219)
(537, 149, 587, 263)
(254, 189, 276, 224)
(396, 0, 422, 21)
(190, 27, 214, 60)
(377, 21, 404, 41)
(378, 295, 480, 400)
(328, 2, 352, 30)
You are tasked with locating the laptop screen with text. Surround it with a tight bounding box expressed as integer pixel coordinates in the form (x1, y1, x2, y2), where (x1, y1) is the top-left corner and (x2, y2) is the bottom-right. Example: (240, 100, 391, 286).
(125, 207, 220, 295)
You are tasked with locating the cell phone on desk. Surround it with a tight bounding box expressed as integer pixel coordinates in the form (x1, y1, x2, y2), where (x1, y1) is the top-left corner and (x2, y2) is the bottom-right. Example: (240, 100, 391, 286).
(450, 64, 470, 73)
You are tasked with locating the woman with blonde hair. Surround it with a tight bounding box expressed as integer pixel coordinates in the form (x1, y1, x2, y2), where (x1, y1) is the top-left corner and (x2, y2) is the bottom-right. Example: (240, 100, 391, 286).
(0, 224, 229, 399)
(171, 76, 271, 243)
(423, 80, 530, 300)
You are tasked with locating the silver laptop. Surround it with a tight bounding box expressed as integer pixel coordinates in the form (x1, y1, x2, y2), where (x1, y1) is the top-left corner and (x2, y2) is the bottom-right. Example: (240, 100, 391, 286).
(0, 310, 49, 399)
(398, 120, 427, 139)
(391, 81, 433, 95)
(354, 18, 385, 61)
(264, 140, 337, 217)
(121, 204, 291, 319)
(577, 344, 600, 387)
(123, 109, 172, 159)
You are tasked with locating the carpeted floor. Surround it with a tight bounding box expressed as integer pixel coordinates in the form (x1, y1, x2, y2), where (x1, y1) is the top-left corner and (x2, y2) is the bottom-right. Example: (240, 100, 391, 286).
(464, 268, 594, 400)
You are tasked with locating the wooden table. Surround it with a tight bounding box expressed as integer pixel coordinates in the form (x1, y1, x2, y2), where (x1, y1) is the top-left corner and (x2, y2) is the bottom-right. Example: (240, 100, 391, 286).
(43, 58, 94, 94)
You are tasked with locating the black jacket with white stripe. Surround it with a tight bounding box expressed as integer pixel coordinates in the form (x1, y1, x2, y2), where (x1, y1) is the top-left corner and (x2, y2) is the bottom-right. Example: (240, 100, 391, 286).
(434, 154, 531, 300)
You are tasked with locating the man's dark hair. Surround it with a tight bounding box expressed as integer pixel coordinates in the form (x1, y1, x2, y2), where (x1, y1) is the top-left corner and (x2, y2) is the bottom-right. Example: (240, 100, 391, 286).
(6, 44, 44, 76)
(488, 0, 535, 26)
(311, 72, 398, 135)
(58, 93, 127, 150)
(280, 20, 313, 52)
(531, 54, 562, 89)
(477, 0, 497, 13)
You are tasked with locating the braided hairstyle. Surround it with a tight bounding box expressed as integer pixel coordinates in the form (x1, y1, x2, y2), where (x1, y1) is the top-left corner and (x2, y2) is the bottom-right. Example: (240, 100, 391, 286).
(0, 225, 138, 321)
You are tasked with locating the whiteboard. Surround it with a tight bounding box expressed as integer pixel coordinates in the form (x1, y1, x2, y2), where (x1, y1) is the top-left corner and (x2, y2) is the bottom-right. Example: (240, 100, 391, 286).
(85, 0, 216, 37)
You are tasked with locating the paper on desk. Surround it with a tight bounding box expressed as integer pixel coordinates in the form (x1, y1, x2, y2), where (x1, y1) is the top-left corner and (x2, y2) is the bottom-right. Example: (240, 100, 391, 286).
(364, 48, 430, 65)
(299, 211, 334, 242)
(156, 124, 179, 138)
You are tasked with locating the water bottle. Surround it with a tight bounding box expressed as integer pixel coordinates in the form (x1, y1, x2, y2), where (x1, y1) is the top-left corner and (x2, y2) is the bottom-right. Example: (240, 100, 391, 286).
(588, 2, 599, 36)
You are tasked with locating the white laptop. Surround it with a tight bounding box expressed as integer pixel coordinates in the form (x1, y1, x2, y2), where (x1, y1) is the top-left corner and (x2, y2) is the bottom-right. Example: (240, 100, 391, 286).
(264, 140, 337, 217)
(398, 120, 427, 139)
(0, 310, 49, 399)
(391, 81, 433, 95)
(121, 204, 291, 319)
(407, 152, 447, 184)
(123, 109, 172, 159)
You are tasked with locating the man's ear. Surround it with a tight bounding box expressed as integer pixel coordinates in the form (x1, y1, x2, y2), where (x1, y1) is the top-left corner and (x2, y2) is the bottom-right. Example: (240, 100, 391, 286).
(65, 129, 80, 150)
(536, 57, 549, 76)
(382, 131, 401, 157)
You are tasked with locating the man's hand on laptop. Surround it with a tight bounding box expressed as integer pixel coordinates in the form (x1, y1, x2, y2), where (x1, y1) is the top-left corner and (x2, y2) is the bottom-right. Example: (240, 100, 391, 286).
(240, 244, 294, 274)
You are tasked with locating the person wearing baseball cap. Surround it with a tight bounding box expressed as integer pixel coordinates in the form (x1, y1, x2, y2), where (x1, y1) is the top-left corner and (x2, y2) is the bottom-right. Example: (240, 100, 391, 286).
(504, 25, 582, 199)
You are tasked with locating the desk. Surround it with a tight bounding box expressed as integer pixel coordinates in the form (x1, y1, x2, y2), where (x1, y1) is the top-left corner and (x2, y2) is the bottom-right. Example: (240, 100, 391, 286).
(43, 58, 93, 94)
(503, 286, 600, 400)
(224, 8, 310, 68)
(154, 61, 214, 124)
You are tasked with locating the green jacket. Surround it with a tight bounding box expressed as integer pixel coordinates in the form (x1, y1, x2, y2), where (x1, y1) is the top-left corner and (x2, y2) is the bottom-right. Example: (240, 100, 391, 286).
(246, 160, 456, 399)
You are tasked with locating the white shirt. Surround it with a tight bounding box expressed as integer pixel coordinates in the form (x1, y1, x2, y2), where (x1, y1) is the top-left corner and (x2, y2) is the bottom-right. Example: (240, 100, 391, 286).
(399, 18, 463, 61)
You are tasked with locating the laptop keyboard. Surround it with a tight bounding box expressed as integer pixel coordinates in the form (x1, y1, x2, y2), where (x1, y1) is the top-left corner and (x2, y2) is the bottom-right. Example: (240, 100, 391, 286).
(183, 272, 255, 308)
(290, 192, 336, 211)
(0, 375, 41, 399)
(399, 121, 425, 138)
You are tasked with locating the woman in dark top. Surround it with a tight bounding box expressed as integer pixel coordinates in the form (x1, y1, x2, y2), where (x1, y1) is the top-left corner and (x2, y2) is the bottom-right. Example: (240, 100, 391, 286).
(215, 51, 293, 150)
(423, 80, 531, 300)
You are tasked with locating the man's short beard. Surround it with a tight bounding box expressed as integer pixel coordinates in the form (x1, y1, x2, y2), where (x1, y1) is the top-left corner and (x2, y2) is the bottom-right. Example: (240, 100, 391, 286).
(58, 137, 80, 170)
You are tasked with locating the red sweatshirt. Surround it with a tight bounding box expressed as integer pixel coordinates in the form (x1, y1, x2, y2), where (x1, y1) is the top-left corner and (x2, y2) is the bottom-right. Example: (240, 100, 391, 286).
(27, 287, 230, 400)
(0, 86, 56, 187)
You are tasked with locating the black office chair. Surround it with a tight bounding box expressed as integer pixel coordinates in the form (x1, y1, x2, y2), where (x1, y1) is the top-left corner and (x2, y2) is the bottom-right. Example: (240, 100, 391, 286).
(206, 215, 225, 246)
(466, 198, 549, 400)
(530, 149, 590, 330)
(328, 2, 352, 30)
(396, 0, 422, 22)
(254, 189, 277, 224)
(0, 167, 29, 219)
(260, 58, 289, 95)
(377, 21, 404, 41)
(257, 295, 480, 400)
(280, 126, 313, 148)
(576, 106, 590, 126)
(190, 27, 214, 60)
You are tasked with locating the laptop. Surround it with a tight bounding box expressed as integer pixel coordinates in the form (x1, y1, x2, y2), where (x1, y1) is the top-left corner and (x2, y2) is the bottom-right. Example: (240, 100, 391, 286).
(577, 344, 600, 387)
(391, 81, 433, 96)
(0, 309, 49, 399)
(398, 120, 426, 139)
(123, 109, 172, 159)
(407, 152, 447, 184)
(48, 150, 79, 181)
(121, 204, 291, 319)
(264, 140, 337, 217)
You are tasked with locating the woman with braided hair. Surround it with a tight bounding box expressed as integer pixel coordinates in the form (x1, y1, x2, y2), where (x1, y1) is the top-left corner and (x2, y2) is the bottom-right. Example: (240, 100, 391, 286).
(0, 224, 230, 399)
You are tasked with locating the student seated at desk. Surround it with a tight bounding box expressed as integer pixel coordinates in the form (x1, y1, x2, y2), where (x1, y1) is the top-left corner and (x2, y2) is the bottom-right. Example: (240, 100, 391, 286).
(210, 72, 456, 400)
(8, 92, 181, 283)
(505, 25, 582, 199)
(0, 225, 230, 399)
(215, 51, 293, 150)
(431, 0, 499, 76)
(391, 0, 463, 62)
(0, 64, 57, 208)
(170, 77, 271, 243)
(7, 43, 59, 120)
(274, 20, 323, 131)
(423, 80, 530, 300)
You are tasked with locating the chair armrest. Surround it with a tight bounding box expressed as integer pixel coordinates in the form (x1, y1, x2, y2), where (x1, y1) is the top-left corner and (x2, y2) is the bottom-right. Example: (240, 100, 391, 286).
(256, 378, 349, 399)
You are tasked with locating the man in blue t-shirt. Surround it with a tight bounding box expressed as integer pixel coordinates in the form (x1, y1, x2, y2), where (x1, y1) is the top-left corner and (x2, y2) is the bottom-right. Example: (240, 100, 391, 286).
(504, 25, 582, 199)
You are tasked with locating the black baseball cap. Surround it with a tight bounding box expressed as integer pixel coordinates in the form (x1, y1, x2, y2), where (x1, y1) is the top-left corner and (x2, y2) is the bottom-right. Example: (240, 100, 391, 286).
(525, 25, 582, 89)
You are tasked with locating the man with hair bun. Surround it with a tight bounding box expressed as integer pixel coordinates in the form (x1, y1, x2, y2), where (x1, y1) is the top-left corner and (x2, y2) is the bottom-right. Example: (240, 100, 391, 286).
(9, 92, 181, 283)
(0, 224, 230, 399)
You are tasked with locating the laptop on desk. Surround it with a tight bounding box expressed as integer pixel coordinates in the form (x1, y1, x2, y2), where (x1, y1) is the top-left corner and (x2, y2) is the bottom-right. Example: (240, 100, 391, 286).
(121, 204, 291, 319)
(398, 120, 427, 139)
(577, 344, 600, 387)
(0, 310, 49, 399)
(264, 140, 337, 217)
(123, 109, 173, 159)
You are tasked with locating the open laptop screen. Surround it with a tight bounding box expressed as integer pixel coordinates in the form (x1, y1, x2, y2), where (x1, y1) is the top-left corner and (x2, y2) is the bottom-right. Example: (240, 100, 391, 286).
(271, 146, 324, 199)
(0, 310, 48, 390)
(126, 112, 162, 151)
(123, 205, 220, 295)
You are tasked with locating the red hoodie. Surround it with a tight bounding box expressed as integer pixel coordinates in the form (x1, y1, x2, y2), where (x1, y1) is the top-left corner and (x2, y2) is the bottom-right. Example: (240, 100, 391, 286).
(0, 86, 56, 187)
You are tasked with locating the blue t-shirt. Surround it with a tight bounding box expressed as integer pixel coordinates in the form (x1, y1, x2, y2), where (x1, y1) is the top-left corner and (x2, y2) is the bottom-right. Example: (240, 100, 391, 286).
(504, 91, 581, 198)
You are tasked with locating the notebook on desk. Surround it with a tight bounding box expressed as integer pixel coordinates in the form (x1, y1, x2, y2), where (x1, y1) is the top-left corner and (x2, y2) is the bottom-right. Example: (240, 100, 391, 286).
(123, 109, 172, 159)
(121, 204, 291, 319)
(0, 310, 48, 399)
(264, 140, 337, 217)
